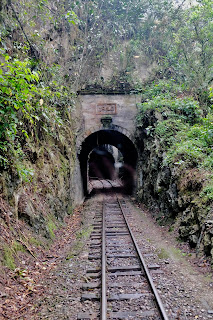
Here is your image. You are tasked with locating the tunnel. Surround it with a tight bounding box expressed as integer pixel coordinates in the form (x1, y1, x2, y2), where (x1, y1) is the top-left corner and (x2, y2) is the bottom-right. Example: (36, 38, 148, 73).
(88, 146, 116, 180)
(78, 129, 138, 195)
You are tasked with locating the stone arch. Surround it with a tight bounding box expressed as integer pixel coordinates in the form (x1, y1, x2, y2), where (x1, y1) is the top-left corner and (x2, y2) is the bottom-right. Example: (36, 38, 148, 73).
(76, 124, 133, 155)
(78, 128, 138, 195)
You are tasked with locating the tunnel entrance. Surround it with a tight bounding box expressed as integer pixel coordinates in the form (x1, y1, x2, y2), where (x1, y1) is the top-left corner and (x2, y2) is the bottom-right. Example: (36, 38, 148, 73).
(88, 145, 117, 180)
(79, 129, 138, 195)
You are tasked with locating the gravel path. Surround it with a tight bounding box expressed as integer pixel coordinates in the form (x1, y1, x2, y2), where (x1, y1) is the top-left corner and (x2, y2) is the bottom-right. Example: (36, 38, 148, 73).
(125, 200, 213, 319)
(32, 194, 213, 320)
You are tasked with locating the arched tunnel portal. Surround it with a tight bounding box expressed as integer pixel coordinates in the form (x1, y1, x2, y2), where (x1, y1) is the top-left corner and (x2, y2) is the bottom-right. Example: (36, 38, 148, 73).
(78, 129, 138, 195)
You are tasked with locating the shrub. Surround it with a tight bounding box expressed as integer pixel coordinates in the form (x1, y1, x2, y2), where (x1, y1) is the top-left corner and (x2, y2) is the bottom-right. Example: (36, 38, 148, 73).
(136, 80, 213, 203)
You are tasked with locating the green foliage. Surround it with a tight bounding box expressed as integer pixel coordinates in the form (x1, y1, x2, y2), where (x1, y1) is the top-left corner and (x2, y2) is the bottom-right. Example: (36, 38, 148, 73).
(137, 80, 202, 125)
(166, 141, 205, 167)
(166, 0, 213, 90)
(170, 99, 202, 125)
(2, 241, 25, 270)
(165, 113, 213, 168)
(137, 79, 213, 203)
(13, 240, 26, 252)
(201, 181, 213, 200)
(157, 248, 170, 259)
(0, 53, 75, 181)
(155, 119, 188, 149)
(46, 216, 57, 240)
(28, 236, 43, 247)
(66, 225, 93, 259)
(0, 54, 39, 128)
(0, 0, 212, 202)
(0, 53, 40, 177)
(138, 79, 181, 99)
(65, 10, 79, 25)
(3, 245, 16, 270)
(133, 0, 213, 93)
(1, 0, 212, 95)
(67, 205, 74, 216)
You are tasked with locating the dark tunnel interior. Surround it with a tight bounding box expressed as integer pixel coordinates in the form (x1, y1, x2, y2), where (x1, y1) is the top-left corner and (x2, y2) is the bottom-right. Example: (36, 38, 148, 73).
(79, 130, 138, 195)
(89, 146, 116, 180)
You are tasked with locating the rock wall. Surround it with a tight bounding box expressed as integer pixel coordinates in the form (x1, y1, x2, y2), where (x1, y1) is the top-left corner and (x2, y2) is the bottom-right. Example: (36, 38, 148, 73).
(136, 110, 213, 262)
(0, 109, 84, 238)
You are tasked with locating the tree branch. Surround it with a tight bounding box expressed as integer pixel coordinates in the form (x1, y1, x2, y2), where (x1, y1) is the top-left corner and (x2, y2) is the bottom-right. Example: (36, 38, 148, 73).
(8, 0, 39, 59)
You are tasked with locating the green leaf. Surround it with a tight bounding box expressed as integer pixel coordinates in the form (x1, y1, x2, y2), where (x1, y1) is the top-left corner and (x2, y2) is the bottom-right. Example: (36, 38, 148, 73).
(4, 55, 10, 61)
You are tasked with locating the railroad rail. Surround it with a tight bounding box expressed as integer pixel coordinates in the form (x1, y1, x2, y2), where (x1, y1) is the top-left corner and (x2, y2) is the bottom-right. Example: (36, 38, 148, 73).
(89, 177, 121, 193)
(78, 179, 169, 319)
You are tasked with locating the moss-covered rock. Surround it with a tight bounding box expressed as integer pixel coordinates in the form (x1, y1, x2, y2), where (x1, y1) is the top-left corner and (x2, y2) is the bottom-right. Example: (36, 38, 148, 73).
(136, 85, 213, 263)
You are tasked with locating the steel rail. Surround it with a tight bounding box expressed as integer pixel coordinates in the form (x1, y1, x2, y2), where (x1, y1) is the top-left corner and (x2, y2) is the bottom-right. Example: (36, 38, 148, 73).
(89, 177, 106, 191)
(88, 178, 168, 319)
(117, 198, 169, 320)
(88, 177, 107, 319)
(101, 197, 107, 320)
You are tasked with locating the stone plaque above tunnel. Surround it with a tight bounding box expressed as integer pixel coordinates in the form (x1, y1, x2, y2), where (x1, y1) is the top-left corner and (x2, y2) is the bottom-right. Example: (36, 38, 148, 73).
(79, 94, 140, 138)
(96, 103, 117, 115)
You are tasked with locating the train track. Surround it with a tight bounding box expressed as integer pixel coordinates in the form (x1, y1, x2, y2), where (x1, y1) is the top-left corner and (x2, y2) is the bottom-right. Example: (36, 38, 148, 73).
(78, 179, 169, 320)
(88, 178, 122, 193)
